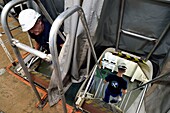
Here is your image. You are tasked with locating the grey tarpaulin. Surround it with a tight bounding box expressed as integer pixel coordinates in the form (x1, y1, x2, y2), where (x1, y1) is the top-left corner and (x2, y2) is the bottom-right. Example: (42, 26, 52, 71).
(145, 76, 170, 113)
(93, 0, 170, 113)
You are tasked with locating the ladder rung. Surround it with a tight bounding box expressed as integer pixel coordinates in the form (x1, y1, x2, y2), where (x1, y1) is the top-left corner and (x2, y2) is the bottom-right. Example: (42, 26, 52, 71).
(121, 29, 156, 41)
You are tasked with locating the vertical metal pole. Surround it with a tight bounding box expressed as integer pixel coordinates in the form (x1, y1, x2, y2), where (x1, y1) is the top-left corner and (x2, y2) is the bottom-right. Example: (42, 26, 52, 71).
(123, 91, 132, 111)
(136, 84, 148, 113)
(13, 46, 43, 105)
(145, 23, 170, 61)
(83, 65, 97, 98)
(94, 68, 104, 98)
(94, 78, 103, 98)
(50, 45, 67, 113)
(116, 0, 125, 51)
(79, 11, 97, 62)
(119, 93, 127, 109)
(86, 48, 91, 75)
(0, 37, 14, 63)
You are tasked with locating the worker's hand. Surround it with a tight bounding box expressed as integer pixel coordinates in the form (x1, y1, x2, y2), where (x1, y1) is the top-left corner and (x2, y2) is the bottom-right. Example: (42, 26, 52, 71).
(60, 44, 64, 47)
(103, 80, 107, 83)
(122, 89, 127, 94)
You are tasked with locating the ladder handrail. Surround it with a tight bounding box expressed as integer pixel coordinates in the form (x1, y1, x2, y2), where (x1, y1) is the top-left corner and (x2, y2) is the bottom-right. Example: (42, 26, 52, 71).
(49, 5, 98, 113)
(1, 0, 48, 108)
(127, 70, 170, 94)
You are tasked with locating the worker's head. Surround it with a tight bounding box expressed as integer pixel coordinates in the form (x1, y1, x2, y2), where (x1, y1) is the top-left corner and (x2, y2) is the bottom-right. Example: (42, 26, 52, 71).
(18, 9, 44, 35)
(118, 62, 127, 73)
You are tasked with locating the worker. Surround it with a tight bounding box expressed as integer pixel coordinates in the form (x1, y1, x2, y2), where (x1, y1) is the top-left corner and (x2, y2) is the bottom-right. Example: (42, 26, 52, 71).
(18, 9, 64, 54)
(103, 62, 128, 103)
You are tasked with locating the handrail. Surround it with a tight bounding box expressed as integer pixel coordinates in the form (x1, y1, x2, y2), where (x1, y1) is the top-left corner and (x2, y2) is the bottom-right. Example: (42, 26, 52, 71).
(127, 71, 170, 94)
(119, 71, 170, 111)
(49, 5, 98, 113)
(0, 3, 18, 65)
(1, 0, 46, 107)
(121, 30, 156, 41)
(135, 84, 148, 113)
(0, 4, 18, 22)
(12, 39, 52, 61)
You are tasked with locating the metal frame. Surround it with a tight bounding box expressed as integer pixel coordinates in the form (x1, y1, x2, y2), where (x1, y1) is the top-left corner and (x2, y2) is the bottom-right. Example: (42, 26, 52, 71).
(1, 0, 52, 108)
(116, 0, 170, 62)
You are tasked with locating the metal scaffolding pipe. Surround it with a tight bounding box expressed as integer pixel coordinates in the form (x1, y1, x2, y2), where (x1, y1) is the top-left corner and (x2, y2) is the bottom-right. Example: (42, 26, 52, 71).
(116, 0, 125, 51)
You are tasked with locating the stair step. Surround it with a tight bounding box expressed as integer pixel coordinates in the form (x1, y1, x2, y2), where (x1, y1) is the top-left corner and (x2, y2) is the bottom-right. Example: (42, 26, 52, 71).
(82, 99, 123, 113)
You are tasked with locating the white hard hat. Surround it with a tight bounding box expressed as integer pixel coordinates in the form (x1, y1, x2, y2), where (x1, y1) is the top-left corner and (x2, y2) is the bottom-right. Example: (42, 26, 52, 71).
(18, 9, 41, 32)
(118, 62, 127, 70)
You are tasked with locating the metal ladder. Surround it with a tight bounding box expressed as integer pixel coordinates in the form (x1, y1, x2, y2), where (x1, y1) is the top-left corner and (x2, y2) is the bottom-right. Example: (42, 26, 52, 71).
(1, 0, 98, 112)
(1, 0, 54, 110)
(116, 0, 170, 62)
